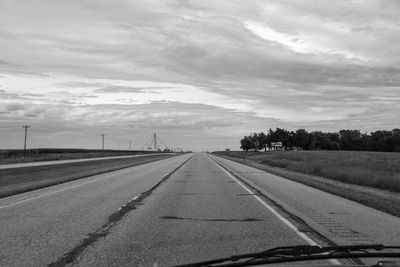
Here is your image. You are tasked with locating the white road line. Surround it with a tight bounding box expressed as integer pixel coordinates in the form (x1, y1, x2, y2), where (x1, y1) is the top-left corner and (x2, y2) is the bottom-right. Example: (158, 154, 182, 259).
(0, 158, 173, 210)
(0, 153, 174, 170)
(0, 155, 190, 210)
(206, 155, 340, 265)
(0, 178, 107, 210)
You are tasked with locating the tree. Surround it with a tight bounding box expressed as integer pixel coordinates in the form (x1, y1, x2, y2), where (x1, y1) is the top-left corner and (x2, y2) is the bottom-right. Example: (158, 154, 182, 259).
(241, 128, 400, 153)
(240, 135, 255, 152)
(293, 129, 309, 149)
(339, 130, 362, 150)
(267, 128, 290, 148)
(254, 132, 268, 151)
(309, 131, 333, 150)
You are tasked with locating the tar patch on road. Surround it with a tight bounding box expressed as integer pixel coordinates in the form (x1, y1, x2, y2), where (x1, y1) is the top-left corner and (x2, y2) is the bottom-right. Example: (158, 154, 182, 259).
(48, 156, 193, 267)
(159, 215, 262, 222)
(173, 180, 235, 183)
(176, 193, 220, 196)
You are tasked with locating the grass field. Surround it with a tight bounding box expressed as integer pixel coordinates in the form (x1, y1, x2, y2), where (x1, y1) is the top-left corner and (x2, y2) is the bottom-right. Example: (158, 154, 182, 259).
(0, 148, 165, 165)
(215, 150, 400, 193)
(0, 153, 176, 198)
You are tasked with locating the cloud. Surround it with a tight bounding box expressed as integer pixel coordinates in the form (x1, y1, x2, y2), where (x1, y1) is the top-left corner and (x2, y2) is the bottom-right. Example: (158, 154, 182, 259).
(0, 0, 400, 150)
(244, 21, 367, 62)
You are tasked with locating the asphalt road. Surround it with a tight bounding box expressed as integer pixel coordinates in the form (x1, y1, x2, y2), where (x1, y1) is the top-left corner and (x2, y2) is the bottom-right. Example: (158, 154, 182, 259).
(0, 153, 173, 169)
(0, 153, 398, 266)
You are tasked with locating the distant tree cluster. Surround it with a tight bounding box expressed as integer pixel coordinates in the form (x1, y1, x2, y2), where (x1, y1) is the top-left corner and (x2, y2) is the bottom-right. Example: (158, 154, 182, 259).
(240, 128, 400, 152)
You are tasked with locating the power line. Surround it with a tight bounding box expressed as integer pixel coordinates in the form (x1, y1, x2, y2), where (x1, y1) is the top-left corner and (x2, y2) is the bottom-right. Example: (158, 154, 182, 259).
(141, 133, 170, 151)
(141, 135, 154, 150)
(157, 135, 168, 148)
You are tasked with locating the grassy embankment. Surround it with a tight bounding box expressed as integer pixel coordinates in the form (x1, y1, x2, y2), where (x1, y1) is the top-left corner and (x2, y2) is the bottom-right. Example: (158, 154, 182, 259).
(0, 148, 164, 165)
(214, 150, 400, 216)
(0, 153, 176, 198)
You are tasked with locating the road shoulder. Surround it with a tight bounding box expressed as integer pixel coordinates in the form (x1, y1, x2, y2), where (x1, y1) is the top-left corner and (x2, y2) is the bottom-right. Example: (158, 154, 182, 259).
(210, 154, 400, 247)
(213, 154, 400, 217)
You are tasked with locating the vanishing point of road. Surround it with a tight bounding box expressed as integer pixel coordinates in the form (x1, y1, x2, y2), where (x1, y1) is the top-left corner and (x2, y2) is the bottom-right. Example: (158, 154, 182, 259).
(0, 153, 399, 266)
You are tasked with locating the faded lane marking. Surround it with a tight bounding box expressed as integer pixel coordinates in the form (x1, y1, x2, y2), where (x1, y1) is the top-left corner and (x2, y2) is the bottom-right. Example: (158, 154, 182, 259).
(0, 157, 183, 209)
(0, 153, 174, 169)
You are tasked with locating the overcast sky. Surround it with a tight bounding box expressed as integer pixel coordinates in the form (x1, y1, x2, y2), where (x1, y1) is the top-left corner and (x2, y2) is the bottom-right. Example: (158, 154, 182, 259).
(1, 0, 399, 151)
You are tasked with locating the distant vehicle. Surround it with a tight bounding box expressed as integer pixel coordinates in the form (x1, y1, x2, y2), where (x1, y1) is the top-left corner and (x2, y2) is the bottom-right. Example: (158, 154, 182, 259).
(174, 244, 400, 267)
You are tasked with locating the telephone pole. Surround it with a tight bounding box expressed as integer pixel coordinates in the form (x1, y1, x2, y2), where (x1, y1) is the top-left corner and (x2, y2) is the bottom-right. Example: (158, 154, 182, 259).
(129, 140, 132, 151)
(101, 134, 105, 151)
(22, 125, 30, 157)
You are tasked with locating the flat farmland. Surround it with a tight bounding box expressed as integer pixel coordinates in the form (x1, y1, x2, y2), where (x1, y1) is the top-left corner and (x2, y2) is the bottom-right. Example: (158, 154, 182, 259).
(0, 149, 164, 165)
(217, 150, 400, 192)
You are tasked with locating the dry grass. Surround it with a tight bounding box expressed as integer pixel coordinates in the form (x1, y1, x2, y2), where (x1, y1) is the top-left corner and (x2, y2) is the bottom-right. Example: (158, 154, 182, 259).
(216, 150, 400, 193)
(213, 152, 400, 217)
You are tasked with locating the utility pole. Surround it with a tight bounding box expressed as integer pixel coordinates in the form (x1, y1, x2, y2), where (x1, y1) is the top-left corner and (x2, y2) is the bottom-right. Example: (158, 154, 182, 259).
(154, 133, 157, 150)
(22, 125, 30, 157)
(129, 140, 132, 151)
(101, 134, 105, 151)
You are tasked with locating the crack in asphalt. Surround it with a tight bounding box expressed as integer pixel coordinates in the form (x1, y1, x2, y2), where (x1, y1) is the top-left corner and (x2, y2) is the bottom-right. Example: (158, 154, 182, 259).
(48, 155, 193, 267)
(159, 216, 263, 222)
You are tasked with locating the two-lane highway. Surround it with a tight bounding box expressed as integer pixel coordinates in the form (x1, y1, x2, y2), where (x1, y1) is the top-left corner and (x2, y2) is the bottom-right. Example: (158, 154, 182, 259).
(0, 154, 192, 266)
(74, 153, 310, 266)
(1, 153, 399, 266)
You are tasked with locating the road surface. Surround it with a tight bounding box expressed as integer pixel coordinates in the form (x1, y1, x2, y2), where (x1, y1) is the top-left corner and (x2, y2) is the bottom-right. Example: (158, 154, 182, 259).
(0, 153, 398, 266)
(0, 153, 173, 169)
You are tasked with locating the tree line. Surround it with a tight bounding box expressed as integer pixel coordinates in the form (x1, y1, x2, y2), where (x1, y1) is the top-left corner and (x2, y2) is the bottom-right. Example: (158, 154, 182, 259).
(240, 128, 400, 152)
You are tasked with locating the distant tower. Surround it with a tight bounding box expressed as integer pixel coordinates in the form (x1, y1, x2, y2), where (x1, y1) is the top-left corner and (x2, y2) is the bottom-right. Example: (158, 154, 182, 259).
(154, 133, 157, 150)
